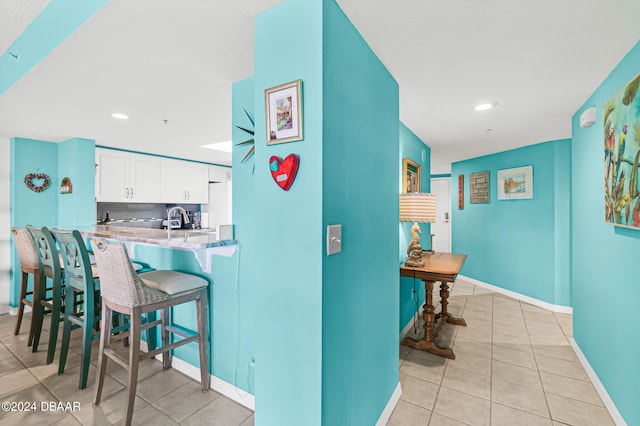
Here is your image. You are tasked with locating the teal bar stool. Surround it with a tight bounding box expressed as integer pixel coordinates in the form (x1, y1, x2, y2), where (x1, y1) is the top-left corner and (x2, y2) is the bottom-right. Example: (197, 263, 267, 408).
(27, 225, 65, 364)
(90, 238, 210, 426)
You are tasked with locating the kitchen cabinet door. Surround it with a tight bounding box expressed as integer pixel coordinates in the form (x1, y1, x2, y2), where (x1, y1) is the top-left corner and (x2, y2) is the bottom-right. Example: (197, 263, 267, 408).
(185, 163, 209, 204)
(96, 149, 130, 202)
(128, 153, 161, 202)
(96, 149, 161, 202)
(160, 158, 188, 203)
(208, 165, 232, 182)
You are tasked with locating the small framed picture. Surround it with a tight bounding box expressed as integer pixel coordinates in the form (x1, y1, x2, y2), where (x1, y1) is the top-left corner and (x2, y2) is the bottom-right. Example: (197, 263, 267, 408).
(265, 80, 303, 145)
(497, 166, 533, 200)
(402, 158, 421, 193)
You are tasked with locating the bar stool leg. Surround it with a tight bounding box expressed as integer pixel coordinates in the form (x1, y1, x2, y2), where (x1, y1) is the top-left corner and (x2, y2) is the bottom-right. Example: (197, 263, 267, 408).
(125, 308, 142, 426)
(14, 271, 28, 336)
(32, 273, 47, 353)
(27, 272, 41, 347)
(160, 307, 171, 370)
(197, 289, 210, 391)
(94, 303, 112, 405)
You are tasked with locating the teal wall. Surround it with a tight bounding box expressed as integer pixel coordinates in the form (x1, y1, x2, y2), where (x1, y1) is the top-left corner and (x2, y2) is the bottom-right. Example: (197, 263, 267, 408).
(451, 139, 572, 307)
(253, 0, 324, 424)
(231, 76, 257, 394)
(399, 123, 430, 332)
(321, 1, 399, 424)
(571, 40, 640, 425)
(126, 244, 250, 391)
(57, 138, 97, 228)
(9, 137, 96, 307)
(0, 0, 109, 95)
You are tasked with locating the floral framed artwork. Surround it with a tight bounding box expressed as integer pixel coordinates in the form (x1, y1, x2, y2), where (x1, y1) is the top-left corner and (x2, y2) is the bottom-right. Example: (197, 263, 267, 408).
(402, 158, 421, 193)
(265, 80, 303, 145)
(604, 72, 640, 228)
(497, 166, 533, 200)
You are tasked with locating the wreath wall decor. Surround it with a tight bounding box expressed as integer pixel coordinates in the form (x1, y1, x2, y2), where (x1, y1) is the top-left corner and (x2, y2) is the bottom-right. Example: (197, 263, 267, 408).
(24, 173, 51, 193)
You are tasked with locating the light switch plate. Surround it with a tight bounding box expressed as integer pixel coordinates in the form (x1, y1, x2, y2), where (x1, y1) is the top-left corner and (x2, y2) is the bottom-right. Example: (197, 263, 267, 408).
(327, 224, 342, 255)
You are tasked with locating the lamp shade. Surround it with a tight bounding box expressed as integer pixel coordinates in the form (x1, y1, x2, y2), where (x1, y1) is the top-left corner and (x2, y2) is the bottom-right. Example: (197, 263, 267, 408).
(400, 193, 436, 223)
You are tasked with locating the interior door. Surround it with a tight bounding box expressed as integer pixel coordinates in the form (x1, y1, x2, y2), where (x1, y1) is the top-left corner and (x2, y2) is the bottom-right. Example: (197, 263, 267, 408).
(430, 177, 451, 252)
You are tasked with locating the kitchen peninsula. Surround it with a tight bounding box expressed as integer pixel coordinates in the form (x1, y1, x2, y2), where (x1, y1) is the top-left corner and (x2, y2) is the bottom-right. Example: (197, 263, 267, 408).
(80, 225, 236, 272)
(76, 224, 252, 406)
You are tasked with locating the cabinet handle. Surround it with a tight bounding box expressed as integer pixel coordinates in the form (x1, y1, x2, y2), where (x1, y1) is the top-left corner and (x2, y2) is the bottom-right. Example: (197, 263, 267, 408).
(131, 187, 134, 198)
(187, 191, 190, 200)
(126, 187, 130, 198)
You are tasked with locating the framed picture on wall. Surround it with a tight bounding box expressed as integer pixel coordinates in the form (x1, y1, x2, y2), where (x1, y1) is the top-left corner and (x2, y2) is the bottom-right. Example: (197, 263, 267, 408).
(402, 158, 421, 193)
(604, 72, 640, 229)
(497, 166, 533, 200)
(265, 79, 303, 145)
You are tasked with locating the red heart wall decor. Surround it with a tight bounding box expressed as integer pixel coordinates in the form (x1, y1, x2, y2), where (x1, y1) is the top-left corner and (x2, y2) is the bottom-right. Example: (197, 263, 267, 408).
(269, 154, 299, 191)
(24, 173, 51, 193)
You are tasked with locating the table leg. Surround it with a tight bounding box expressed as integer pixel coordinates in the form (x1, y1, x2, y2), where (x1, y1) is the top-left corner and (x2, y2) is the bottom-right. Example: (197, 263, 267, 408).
(439, 282, 467, 326)
(402, 279, 455, 359)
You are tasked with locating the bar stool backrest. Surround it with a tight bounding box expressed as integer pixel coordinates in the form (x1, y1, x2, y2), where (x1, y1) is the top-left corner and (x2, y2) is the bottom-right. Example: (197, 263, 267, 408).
(11, 227, 39, 270)
(90, 238, 167, 307)
(51, 230, 93, 292)
(27, 226, 62, 280)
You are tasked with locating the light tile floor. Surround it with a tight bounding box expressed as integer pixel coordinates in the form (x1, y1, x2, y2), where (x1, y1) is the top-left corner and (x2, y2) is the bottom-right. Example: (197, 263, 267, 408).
(0, 312, 254, 426)
(0, 279, 615, 426)
(389, 278, 615, 426)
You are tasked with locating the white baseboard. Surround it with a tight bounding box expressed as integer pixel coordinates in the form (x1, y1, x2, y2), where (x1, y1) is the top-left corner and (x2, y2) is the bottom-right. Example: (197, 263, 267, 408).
(6, 305, 31, 315)
(139, 342, 255, 411)
(168, 356, 255, 411)
(458, 275, 572, 314)
(570, 338, 627, 426)
(375, 382, 402, 426)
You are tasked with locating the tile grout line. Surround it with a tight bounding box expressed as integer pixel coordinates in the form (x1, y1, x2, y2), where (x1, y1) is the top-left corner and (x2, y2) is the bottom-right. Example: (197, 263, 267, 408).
(521, 298, 555, 423)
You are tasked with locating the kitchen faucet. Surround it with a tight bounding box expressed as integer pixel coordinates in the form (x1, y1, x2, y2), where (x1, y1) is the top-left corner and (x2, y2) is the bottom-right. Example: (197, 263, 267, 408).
(167, 206, 190, 240)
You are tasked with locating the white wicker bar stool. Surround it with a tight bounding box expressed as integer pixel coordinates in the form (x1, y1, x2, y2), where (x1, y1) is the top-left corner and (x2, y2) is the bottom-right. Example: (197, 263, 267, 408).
(90, 238, 210, 426)
(11, 227, 41, 346)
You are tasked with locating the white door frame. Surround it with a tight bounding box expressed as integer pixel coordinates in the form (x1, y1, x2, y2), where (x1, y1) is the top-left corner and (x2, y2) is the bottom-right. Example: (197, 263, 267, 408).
(430, 177, 452, 253)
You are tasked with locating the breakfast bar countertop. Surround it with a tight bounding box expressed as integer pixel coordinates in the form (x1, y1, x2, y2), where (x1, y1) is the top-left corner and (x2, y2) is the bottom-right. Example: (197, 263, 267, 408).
(77, 225, 237, 251)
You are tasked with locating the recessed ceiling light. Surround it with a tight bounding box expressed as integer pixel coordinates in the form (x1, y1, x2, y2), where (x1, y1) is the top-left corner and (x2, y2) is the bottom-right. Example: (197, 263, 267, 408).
(112, 113, 129, 120)
(474, 102, 497, 111)
(202, 140, 232, 153)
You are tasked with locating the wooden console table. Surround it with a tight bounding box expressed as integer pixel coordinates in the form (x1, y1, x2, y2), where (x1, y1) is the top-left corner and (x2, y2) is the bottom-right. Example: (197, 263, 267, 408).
(401, 252, 467, 359)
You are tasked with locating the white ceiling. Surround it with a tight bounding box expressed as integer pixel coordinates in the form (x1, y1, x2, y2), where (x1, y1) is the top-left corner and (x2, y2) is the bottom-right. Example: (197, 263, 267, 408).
(1, 0, 639, 174)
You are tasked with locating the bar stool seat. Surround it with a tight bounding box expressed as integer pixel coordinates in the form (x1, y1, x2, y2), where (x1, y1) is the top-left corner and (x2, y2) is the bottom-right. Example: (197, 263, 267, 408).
(90, 238, 210, 426)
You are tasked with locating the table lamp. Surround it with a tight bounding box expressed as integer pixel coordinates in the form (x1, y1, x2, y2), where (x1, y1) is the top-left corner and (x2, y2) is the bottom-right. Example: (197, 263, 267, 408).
(400, 193, 436, 267)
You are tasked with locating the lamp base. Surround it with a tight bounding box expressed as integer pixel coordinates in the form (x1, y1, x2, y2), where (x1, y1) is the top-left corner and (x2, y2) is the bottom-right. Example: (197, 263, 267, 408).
(405, 257, 425, 267)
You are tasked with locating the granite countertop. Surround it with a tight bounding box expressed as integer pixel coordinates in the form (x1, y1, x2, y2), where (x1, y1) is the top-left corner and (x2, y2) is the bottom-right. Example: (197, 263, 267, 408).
(78, 225, 237, 250)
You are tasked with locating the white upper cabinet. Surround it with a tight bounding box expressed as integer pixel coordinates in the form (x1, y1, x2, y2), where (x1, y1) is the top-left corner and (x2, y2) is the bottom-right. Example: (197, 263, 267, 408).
(96, 149, 160, 202)
(160, 158, 209, 204)
(208, 165, 232, 182)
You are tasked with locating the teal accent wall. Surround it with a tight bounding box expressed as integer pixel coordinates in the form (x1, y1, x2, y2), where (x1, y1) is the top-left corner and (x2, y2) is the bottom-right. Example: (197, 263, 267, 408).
(321, 1, 399, 424)
(451, 139, 572, 307)
(253, 1, 324, 423)
(399, 123, 430, 332)
(571, 40, 640, 425)
(232, 76, 257, 393)
(10, 138, 59, 306)
(252, 0, 399, 424)
(9, 137, 96, 306)
(126, 244, 250, 390)
(58, 138, 97, 228)
(0, 0, 109, 95)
